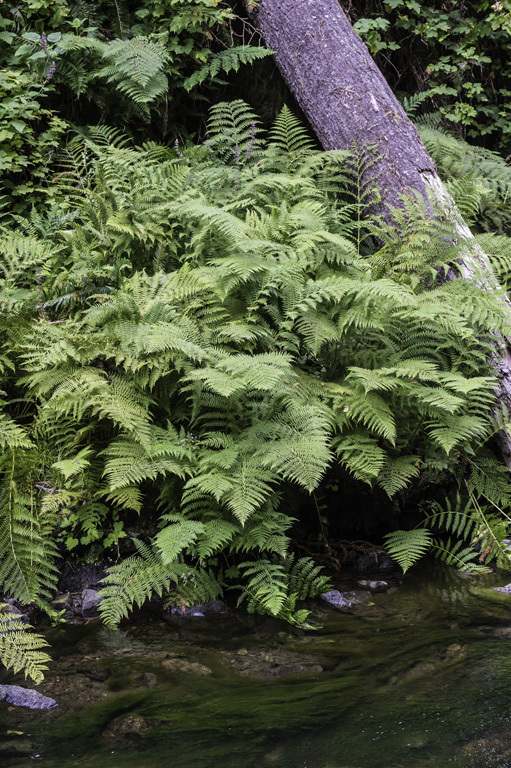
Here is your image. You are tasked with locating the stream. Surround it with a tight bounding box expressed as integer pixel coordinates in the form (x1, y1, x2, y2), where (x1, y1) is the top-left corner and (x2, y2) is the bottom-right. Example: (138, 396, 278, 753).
(3, 563, 511, 767)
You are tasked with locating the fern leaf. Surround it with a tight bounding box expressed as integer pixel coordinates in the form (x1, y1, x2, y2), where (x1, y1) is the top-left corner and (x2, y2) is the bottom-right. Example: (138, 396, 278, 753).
(383, 528, 433, 573)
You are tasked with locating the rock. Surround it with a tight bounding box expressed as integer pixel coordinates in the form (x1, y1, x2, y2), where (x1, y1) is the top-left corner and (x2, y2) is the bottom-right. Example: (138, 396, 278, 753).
(168, 599, 229, 617)
(237, 648, 248, 656)
(103, 714, 153, 745)
(50, 592, 72, 611)
(492, 583, 511, 594)
(161, 658, 212, 676)
(0, 602, 29, 624)
(0, 739, 33, 756)
(81, 589, 103, 617)
(0, 684, 57, 710)
(357, 579, 389, 593)
(141, 672, 158, 687)
(485, 626, 511, 639)
(320, 590, 368, 611)
(222, 647, 324, 679)
(239, 662, 323, 679)
(470, 586, 511, 605)
(457, 736, 511, 762)
(356, 553, 396, 574)
(406, 737, 427, 749)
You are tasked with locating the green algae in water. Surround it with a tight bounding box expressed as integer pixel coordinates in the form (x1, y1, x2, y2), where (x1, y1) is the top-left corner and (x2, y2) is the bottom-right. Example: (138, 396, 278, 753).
(4, 565, 511, 768)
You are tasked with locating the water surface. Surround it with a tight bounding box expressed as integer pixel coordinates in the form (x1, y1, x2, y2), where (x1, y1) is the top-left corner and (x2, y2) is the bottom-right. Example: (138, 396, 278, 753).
(2, 564, 511, 767)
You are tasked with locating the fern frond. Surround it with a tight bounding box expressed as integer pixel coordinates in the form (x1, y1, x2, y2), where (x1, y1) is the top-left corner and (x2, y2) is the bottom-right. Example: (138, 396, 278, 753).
(383, 528, 433, 573)
(184, 46, 273, 91)
(0, 615, 51, 684)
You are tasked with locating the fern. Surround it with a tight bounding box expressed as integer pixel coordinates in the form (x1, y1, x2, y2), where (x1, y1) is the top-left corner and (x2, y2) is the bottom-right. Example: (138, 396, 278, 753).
(184, 46, 273, 91)
(237, 554, 330, 626)
(60, 35, 169, 114)
(0, 615, 51, 684)
(2, 100, 511, 646)
(98, 542, 221, 627)
(383, 528, 433, 573)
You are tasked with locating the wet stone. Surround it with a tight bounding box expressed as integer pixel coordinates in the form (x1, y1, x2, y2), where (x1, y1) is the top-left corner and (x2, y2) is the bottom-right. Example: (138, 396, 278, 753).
(102, 713, 154, 747)
(357, 579, 389, 593)
(222, 647, 324, 679)
(161, 658, 212, 676)
(141, 672, 158, 687)
(320, 590, 368, 611)
(492, 583, 511, 594)
(0, 739, 33, 756)
(0, 685, 57, 710)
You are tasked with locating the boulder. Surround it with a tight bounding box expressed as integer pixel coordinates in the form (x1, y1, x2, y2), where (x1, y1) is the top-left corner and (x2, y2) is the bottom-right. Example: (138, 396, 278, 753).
(0, 602, 29, 624)
(81, 589, 103, 617)
(58, 563, 106, 592)
(0, 684, 57, 710)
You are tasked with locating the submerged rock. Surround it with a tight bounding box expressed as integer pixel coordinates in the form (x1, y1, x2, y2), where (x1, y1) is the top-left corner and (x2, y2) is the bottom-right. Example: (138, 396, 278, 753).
(0, 739, 33, 756)
(470, 586, 511, 605)
(222, 647, 324, 679)
(161, 658, 212, 675)
(102, 713, 153, 746)
(140, 672, 158, 687)
(0, 684, 57, 710)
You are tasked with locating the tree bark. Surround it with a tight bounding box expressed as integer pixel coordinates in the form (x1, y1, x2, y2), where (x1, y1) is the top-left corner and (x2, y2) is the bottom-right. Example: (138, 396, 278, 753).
(255, 0, 511, 465)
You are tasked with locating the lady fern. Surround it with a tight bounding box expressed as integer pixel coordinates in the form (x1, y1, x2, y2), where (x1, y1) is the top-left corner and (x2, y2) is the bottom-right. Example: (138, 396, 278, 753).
(2, 101, 511, 677)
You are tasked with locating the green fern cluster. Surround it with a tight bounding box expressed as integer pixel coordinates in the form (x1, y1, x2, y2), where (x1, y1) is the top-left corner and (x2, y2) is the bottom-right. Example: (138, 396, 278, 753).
(2, 102, 511, 678)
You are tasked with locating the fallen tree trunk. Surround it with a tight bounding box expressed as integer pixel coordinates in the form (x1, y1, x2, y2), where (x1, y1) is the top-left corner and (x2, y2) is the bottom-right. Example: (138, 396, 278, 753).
(255, 0, 511, 464)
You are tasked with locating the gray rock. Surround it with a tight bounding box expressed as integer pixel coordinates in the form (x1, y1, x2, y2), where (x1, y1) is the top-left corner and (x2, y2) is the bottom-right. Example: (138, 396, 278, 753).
(492, 583, 511, 594)
(320, 590, 367, 611)
(357, 579, 389, 593)
(0, 684, 57, 710)
(81, 589, 103, 617)
(0, 602, 29, 624)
